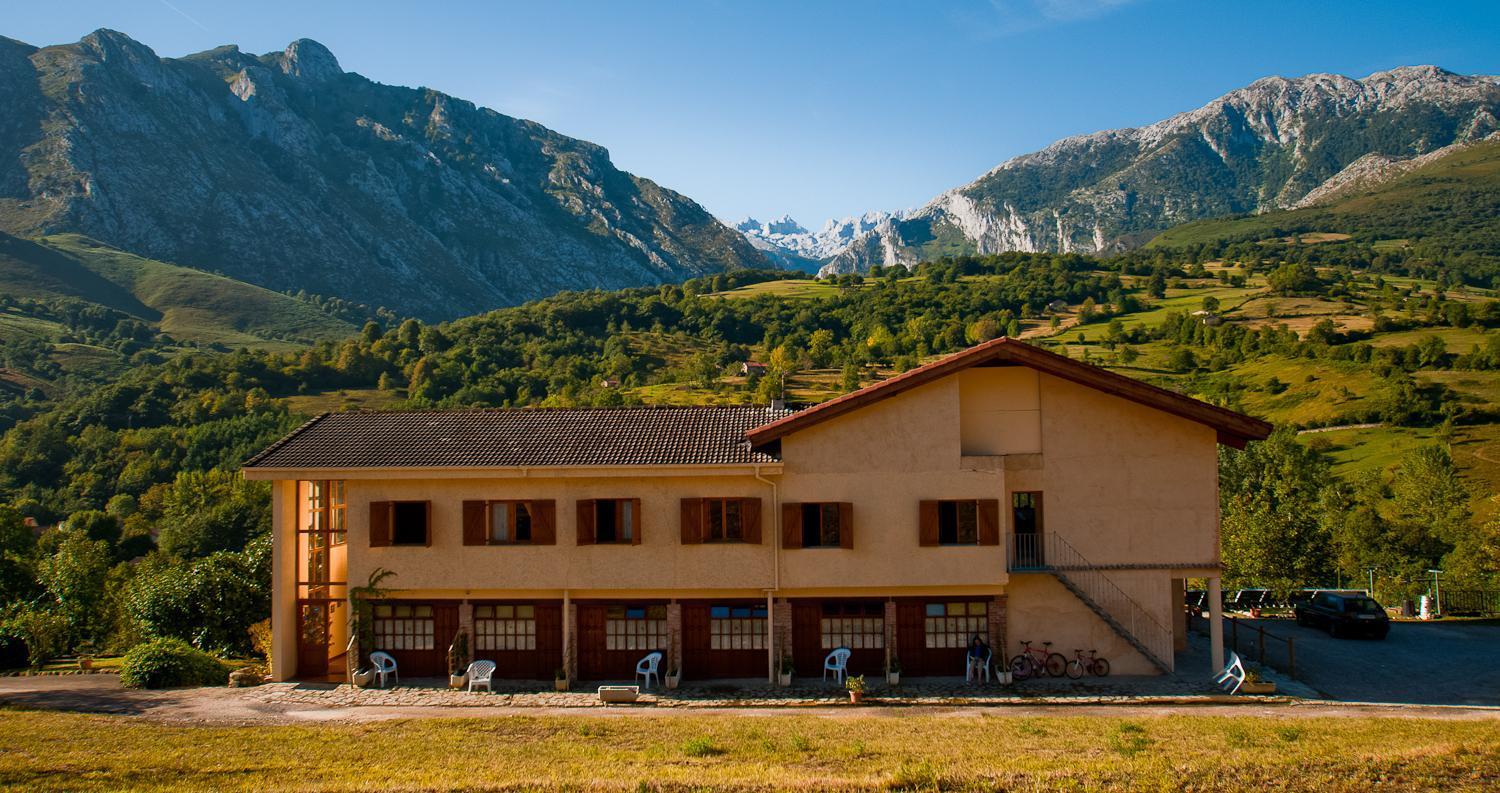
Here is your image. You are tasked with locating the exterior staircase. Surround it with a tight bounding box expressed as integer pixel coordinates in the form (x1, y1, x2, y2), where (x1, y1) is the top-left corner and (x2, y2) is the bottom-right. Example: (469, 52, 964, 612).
(1008, 533, 1174, 673)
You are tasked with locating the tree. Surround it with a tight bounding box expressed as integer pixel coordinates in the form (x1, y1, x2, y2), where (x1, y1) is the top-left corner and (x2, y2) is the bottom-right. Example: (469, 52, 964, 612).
(1201, 295, 1221, 313)
(155, 470, 271, 558)
(0, 504, 38, 605)
(840, 362, 862, 393)
(123, 537, 271, 655)
(33, 529, 112, 648)
(1146, 270, 1167, 299)
(67, 510, 120, 547)
(1218, 429, 1335, 592)
(1267, 263, 1322, 295)
(966, 317, 1000, 345)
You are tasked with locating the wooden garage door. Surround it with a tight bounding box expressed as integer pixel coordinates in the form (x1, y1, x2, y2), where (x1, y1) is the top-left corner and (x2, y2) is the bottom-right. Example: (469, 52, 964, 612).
(683, 602, 768, 679)
(473, 601, 562, 680)
(372, 600, 459, 678)
(897, 600, 991, 677)
(577, 603, 668, 681)
(792, 600, 885, 678)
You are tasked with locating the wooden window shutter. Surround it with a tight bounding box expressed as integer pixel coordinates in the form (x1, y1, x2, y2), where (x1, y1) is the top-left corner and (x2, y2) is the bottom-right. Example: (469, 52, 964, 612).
(742, 498, 762, 544)
(680, 498, 703, 544)
(781, 503, 802, 549)
(838, 502, 854, 549)
(576, 500, 596, 546)
(423, 500, 433, 547)
(630, 498, 643, 545)
(369, 501, 391, 547)
(978, 499, 1000, 546)
(918, 500, 939, 547)
(462, 500, 486, 546)
(532, 500, 556, 545)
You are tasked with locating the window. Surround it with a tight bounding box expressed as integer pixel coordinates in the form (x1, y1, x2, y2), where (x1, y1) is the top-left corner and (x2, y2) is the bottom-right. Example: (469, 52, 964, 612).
(475, 604, 536, 651)
(704, 498, 744, 542)
(307, 481, 347, 545)
(923, 601, 989, 649)
(392, 502, 429, 545)
(373, 603, 434, 650)
(1012, 492, 1041, 535)
(820, 602, 884, 650)
(709, 605, 767, 650)
(489, 501, 532, 543)
(604, 605, 668, 651)
(801, 503, 843, 548)
(938, 501, 979, 545)
(595, 499, 636, 544)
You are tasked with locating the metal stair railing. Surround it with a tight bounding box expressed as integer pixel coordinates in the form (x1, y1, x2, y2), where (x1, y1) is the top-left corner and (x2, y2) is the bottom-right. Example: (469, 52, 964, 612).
(1008, 532, 1174, 672)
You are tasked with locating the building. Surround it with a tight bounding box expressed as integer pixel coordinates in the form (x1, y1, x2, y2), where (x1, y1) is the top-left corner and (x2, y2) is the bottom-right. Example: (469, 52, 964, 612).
(740, 361, 768, 377)
(243, 338, 1270, 683)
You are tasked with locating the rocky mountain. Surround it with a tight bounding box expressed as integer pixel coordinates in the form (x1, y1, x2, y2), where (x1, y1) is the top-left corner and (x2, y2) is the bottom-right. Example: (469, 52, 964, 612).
(737, 211, 902, 270)
(0, 30, 768, 319)
(823, 66, 1500, 275)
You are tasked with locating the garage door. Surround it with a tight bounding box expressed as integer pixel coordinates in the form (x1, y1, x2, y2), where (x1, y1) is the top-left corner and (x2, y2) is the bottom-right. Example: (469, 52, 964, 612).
(792, 600, 885, 678)
(683, 602, 768, 679)
(372, 600, 460, 677)
(578, 603, 668, 681)
(896, 599, 992, 677)
(473, 601, 563, 680)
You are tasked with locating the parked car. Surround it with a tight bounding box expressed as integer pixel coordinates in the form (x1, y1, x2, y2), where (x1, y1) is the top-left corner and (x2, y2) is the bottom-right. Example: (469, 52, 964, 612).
(1294, 591, 1390, 639)
(1184, 589, 1208, 613)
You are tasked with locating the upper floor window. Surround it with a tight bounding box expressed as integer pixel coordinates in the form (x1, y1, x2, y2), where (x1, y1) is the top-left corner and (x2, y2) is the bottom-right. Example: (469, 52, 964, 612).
(680, 497, 762, 545)
(306, 480, 347, 545)
(782, 502, 852, 549)
(919, 499, 1000, 547)
(463, 500, 557, 546)
(370, 500, 431, 547)
(578, 498, 640, 545)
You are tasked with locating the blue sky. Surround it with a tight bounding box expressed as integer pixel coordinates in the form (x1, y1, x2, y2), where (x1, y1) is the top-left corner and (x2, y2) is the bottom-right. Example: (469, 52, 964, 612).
(9, 1, 1500, 226)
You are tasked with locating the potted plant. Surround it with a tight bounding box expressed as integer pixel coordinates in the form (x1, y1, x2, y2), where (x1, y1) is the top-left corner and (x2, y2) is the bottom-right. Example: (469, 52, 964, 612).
(887, 657, 901, 687)
(447, 630, 470, 689)
(351, 668, 375, 688)
(75, 640, 97, 671)
(348, 568, 396, 690)
(554, 667, 569, 692)
(664, 664, 681, 689)
(778, 654, 794, 687)
(1241, 668, 1276, 695)
(845, 674, 867, 704)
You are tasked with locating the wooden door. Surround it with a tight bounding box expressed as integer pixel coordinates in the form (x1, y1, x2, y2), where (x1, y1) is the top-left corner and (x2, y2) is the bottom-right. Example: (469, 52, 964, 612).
(683, 602, 767, 679)
(474, 601, 563, 679)
(578, 604, 608, 680)
(791, 600, 824, 677)
(895, 601, 930, 677)
(297, 601, 332, 677)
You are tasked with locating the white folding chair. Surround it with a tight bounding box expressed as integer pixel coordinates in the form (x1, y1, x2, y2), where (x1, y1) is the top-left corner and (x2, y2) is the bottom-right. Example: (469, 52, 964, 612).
(370, 651, 399, 689)
(635, 651, 663, 689)
(823, 647, 851, 684)
(466, 660, 496, 693)
(965, 648, 992, 682)
(1214, 651, 1246, 695)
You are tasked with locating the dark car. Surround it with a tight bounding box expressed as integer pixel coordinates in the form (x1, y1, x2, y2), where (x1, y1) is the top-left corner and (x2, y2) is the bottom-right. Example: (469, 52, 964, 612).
(1295, 591, 1390, 639)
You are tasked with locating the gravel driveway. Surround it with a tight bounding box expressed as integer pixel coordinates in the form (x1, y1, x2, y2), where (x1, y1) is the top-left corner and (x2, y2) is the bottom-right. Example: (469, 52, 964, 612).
(1243, 618, 1500, 706)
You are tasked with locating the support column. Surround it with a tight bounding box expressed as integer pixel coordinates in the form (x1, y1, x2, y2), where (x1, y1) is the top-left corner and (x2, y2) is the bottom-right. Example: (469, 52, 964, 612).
(562, 591, 576, 683)
(1208, 576, 1224, 674)
(988, 593, 1008, 660)
(270, 480, 298, 682)
(883, 600, 898, 675)
(773, 598, 793, 685)
(765, 592, 775, 684)
(666, 602, 683, 678)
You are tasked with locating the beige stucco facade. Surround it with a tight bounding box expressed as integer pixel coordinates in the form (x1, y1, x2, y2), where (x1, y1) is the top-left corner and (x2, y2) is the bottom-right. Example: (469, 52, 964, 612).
(251, 359, 1233, 684)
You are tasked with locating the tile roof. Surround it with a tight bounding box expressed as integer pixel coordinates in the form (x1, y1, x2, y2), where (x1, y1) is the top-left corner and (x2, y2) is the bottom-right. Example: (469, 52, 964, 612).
(243, 406, 794, 470)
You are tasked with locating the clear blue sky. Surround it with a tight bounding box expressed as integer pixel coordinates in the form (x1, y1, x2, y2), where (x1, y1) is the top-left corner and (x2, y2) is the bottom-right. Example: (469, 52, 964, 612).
(9, 1, 1500, 226)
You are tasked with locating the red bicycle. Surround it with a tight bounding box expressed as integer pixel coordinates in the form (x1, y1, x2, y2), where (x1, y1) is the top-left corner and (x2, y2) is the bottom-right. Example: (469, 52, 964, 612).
(1008, 640, 1066, 680)
(1065, 648, 1110, 679)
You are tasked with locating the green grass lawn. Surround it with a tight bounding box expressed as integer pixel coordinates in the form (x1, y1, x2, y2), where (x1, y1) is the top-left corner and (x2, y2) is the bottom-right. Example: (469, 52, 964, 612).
(1052, 285, 1260, 344)
(711, 279, 846, 299)
(1368, 326, 1492, 351)
(1301, 425, 1441, 481)
(282, 388, 409, 415)
(0, 709, 1494, 791)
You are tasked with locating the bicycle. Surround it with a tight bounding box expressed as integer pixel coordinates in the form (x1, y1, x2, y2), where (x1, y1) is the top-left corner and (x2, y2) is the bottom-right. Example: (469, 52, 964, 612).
(1008, 640, 1067, 680)
(1065, 648, 1111, 679)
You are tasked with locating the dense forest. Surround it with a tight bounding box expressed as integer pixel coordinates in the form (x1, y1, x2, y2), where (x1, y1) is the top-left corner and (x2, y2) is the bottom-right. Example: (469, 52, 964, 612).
(2, 242, 1499, 664)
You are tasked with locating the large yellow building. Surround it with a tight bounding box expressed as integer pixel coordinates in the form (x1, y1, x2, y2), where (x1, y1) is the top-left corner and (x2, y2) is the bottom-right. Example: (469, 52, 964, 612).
(244, 338, 1269, 683)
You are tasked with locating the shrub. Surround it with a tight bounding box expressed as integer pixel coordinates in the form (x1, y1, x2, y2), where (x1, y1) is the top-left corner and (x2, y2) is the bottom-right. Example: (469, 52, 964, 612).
(119, 638, 228, 689)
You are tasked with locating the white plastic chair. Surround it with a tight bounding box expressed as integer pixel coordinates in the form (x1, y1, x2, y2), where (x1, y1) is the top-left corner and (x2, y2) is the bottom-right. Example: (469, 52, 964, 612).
(1214, 651, 1246, 695)
(965, 647, 992, 682)
(635, 651, 663, 689)
(823, 647, 851, 684)
(466, 660, 496, 693)
(370, 651, 398, 689)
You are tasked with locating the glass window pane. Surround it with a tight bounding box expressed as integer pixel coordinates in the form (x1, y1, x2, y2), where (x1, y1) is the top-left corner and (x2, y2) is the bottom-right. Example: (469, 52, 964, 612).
(515, 503, 532, 542)
(517, 605, 534, 619)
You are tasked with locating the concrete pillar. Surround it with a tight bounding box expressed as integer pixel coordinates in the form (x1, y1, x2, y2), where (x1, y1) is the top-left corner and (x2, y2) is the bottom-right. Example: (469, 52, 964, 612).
(883, 600, 898, 675)
(773, 599, 793, 684)
(270, 480, 298, 682)
(562, 592, 577, 682)
(1208, 576, 1224, 673)
(765, 592, 775, 684)
(666, 602, 683, 677)
(1172, 578, 1188, 653)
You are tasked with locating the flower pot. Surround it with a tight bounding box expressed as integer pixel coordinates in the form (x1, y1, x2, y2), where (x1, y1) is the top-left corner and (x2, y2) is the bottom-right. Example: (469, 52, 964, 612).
(351, 670, 374, 688)
(848, 691, 865, 705)
(887, 672, 900, 686)
(78, 658, 93, 671)
(1001, 671, 1013, 684)
(450, 674, 467, 689)
(1241, 680, 1276, 695)
(665, 673, 680, 690)
(554, 678, 569, 692)
(778, 672, 792, 687)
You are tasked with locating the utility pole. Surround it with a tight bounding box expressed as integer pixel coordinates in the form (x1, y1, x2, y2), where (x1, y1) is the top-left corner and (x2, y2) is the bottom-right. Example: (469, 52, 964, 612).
(1366, 569, 1375, 598)
(1428, 569, 1443, 617)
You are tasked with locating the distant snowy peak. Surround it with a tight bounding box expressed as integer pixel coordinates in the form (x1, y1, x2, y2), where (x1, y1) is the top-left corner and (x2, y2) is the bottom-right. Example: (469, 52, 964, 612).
(738, 210, 905, 262)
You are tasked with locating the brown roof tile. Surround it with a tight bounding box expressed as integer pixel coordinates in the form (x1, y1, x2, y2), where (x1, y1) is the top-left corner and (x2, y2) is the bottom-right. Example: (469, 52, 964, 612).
(244, 406, 792, 470)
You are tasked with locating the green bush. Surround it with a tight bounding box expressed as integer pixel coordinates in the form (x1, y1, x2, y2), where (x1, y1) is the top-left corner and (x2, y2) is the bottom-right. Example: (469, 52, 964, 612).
(119, 638, 228, 689)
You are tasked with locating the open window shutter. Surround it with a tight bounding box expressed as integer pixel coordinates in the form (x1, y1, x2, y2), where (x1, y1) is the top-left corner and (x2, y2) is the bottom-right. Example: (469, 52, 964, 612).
(978, 499, 1000, 546)
(743, 498, 762, 544)
(679, 498, 703, 544)
(918, 500, 939, 547)
(781, 503, 802, 549)
(838, 502, 854, 549)
(630, 498, 643, 545)
(576, 500, 596, 545)
(369, 501, 391, 547)
(462, 500, 486, 546)
(423, 500, 433, 547)
(533, 500, 557, 545)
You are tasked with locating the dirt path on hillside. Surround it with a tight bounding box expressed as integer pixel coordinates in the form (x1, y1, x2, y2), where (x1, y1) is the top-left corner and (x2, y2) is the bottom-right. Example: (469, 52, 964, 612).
(2, 675, 1496, 726)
